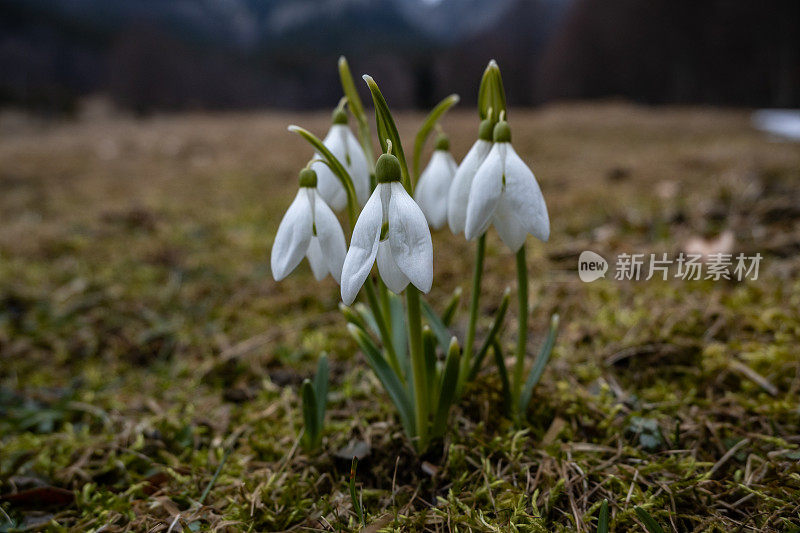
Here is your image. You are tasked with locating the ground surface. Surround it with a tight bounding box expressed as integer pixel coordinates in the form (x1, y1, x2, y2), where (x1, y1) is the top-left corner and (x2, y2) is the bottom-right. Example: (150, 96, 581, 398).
(1, 104, 799, 532)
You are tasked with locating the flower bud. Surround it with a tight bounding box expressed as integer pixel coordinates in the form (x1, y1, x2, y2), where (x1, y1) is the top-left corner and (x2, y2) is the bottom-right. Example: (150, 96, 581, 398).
(493, 120, 511, 143)
(434, 133, 450, 151)
(298, 167, 317, 188)
(332, 108, 348, 125)
(375, 153, 402, 183)
(478, 118, 494, 141)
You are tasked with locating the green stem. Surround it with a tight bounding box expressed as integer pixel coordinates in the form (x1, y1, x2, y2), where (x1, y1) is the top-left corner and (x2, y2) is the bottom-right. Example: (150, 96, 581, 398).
(458, 234, 485, 392)
(513, 245, 528, 412)
(364, 279, 401, 377)
(405, 286, 428, 450)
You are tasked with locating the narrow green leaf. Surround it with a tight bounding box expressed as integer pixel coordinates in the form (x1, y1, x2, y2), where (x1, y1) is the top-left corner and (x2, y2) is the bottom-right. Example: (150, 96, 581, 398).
(348, 324, 415, 438)
(301, 379, 319, 449)
(353, 303, 380, 340)
(388, 292, 408, 375)
(422, 326, 438, 411)
(432, 337, 461, 436)
(598, 499, 609, 533)
(421, 298, 452, 353)
(287, 125, 359, 226)
(349, 457, 365, 526)
(314, 354, 329, 429)
(362, 75, 411, 191)
(338, 56, 374, 169)
(518, 314, 560, 415)
(470, 288, 511, 380)
(339, 303, 370, 333)
(634, 506, 665, 533)
(492, 341, 511, 416)
(412, 93, 460, 179)
(441, 287, 462, 327)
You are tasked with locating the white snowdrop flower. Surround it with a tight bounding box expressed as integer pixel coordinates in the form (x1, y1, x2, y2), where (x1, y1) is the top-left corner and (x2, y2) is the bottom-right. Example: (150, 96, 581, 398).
(464, 119, 549, 252)
(271, 168, 347, 284)
(447, 118, 494, 235)
(414, 134, 457, 230)
(341, 152, 433, 305)
(311, 108, 371, 211)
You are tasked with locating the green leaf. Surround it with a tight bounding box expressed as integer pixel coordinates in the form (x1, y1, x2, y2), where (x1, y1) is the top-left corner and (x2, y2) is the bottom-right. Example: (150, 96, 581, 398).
(492, 341, 511, 416)
(470, 288, 511, 380)
(432, 337, 460, 436)
(362, 75, 411, 191)
(348, 324, 415, 438)
(422, 326, 438, 411)
(349, 457, 365, 526)
(518, 314, 559, 415)
(634, 506, 665, 533)
(339, 303, 370, 334)
(287, 125, 359, 226)
(353, 303, 380, 340)
(412, 93, 460, 179)
(421, 298, 452, 353)
(314, 354, 329, 429)
(388, 292, 408, 375)
(301, 379, 319, 449)
(442, 287, 462, 327)
(598, 499, 609, 533)
(338, 56, 374, 169)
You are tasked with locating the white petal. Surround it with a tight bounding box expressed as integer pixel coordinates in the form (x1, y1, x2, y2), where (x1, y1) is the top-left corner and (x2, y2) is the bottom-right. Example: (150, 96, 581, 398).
(342, 127, 371, 206)
(464, 144, 504, 241)
(306, 237, 328, 280)
(340, 186, 383, 305)
(447, 139, 491, 235)
(388, 182, 433, 293)
(377, 239, 410, 293)
(492, 195, 528, 252)
(311, 159, 347, 212)
(270, 189, 313, 281)
(313, 194, 347, 284)
(414, 150, 455, 230)
(503, 145, 550, 242)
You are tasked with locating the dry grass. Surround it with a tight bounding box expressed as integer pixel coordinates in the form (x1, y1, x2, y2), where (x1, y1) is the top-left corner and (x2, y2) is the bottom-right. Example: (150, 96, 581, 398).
(1, 103, 799, 531)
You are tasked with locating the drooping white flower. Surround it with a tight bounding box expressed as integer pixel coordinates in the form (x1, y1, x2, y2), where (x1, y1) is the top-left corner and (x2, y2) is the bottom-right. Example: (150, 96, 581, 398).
(414, 134, 457, 230)
(447, 119, 494, 235)
(311, 108, 370, 211)
(341, 153, 433, 305)
(464, 119, 549, 252)
(271, 168, 347, 284)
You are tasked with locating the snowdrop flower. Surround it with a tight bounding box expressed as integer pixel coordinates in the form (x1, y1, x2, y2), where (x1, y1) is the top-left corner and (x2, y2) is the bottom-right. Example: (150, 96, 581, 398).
(341, 151, 433, 305)
(271, 168, 347, 283)
(464, 119, 549, 252)
(447, 118, 494, 235)
(310, 108, 371, 211)
(414, 133, 457, 230)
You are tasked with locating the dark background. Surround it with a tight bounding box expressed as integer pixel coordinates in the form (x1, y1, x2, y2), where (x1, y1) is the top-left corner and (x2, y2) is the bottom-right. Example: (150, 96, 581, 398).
(1, 0, 798, 113)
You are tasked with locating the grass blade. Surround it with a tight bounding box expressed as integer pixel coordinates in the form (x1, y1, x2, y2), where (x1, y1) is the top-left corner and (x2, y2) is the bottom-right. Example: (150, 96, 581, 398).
(349, 457, 365, 527)
(518, 314, 560, 415)
(301, 379, 319, 449)
(362, 75, 411, 191)
(314, 354, 329, 429)
(634, 506, 665, 533)
(441, 287, 462, 327)
(492, 340, 511, 416)
(421, 298, 452, 353)
(287, 125, 359, 226)
(470, 288, 511, 380)
(348, 324, 415, 438)
(412, 93, 459, 178)
(598, 499, 609, 533)
(432, 337, 460, 436)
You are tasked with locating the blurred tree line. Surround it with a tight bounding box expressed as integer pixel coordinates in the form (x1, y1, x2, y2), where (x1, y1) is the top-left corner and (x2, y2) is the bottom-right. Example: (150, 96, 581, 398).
(0, 0, 797, 114)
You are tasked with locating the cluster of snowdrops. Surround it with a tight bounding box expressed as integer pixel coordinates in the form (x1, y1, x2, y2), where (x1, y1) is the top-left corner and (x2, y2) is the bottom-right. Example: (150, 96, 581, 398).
(270, 59, 558, 453)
